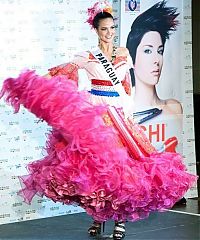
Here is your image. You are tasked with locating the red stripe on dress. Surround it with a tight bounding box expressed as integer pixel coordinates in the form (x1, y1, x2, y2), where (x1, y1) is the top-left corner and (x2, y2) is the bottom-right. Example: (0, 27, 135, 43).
(91, 79, 113, 86)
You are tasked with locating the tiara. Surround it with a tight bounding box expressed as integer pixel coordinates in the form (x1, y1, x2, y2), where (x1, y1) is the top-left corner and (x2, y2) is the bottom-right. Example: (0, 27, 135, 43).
(86, 0, 113, 28)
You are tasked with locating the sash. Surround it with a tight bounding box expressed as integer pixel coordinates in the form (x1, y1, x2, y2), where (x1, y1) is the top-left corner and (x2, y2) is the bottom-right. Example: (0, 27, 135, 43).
(107, 106, 155, 159)
(91, 48, 128, 98)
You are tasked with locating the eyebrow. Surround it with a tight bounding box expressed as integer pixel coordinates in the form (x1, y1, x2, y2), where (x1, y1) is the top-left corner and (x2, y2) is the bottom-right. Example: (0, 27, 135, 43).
(100, 25, 115, 28)
(143, 44, 163, 48)
(100, 26, 114, 28)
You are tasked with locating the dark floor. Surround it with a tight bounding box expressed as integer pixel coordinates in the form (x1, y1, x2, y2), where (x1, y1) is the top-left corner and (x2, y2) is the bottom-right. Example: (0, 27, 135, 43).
(0, 199, 199, 240)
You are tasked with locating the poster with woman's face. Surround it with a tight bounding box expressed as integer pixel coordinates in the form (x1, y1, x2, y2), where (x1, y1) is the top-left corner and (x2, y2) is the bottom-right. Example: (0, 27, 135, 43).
(120, 0, 185, 153)
(120, 0, 197, 199)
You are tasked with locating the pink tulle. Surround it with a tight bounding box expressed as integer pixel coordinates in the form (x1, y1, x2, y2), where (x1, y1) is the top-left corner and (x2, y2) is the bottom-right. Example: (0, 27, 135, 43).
(0, 70, 197, 222)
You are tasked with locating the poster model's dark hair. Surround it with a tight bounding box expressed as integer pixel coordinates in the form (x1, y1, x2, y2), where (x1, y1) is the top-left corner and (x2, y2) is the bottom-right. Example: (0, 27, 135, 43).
(126, 0, 179, 65)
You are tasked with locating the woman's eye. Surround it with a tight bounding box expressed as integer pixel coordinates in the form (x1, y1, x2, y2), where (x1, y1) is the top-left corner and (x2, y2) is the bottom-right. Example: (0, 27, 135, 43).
(144, 49, 152, 54)
(158, 49, 164, 55)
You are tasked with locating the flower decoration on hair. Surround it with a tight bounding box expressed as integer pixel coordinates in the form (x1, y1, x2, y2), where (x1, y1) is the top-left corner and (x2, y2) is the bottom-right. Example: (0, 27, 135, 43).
(86, 0, 113, 28)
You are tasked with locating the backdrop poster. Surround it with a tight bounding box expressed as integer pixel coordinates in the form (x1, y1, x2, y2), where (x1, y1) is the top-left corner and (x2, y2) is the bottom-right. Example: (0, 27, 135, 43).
(120, 0, 197, 197)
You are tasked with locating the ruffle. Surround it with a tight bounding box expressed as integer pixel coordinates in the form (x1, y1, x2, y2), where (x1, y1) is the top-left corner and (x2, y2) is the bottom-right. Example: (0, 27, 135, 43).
(0, 70, 197, 222)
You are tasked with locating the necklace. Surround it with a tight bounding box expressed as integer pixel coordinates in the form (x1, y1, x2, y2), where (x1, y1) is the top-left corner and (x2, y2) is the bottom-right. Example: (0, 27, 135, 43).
(111, 46, 117, 63)
(98, 45, 117, 63)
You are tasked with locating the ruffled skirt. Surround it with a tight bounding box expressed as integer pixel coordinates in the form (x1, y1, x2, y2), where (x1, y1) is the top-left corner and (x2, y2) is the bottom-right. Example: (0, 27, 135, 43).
(0, 70, 197, 222)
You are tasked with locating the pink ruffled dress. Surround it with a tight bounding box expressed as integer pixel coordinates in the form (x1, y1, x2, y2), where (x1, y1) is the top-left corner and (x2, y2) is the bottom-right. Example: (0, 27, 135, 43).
(0, 51, 197, 223)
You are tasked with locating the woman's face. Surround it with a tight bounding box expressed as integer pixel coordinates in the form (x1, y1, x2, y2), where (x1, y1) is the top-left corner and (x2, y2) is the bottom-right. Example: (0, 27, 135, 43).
(95, 18, 115, 44)
(134, 31, 164, 86)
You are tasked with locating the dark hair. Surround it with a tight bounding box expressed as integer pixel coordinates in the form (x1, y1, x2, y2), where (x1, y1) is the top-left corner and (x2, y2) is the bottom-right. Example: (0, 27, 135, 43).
(126, 1, 179, 65)
(93, 11, 114, 29)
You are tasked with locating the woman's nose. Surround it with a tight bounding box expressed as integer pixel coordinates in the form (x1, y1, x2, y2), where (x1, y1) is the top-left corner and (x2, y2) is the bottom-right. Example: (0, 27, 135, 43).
(154, 54, 160, 65)
(107, 29, 111, 35)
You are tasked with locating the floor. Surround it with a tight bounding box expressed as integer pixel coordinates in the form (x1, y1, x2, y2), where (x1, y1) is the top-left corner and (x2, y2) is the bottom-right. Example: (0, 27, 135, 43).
(0, 199, 199, 240)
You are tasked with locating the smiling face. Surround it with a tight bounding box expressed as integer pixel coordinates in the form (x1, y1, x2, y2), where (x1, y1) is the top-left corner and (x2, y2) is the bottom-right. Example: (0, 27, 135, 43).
(134, 31, 164, 86)
(95, 18, 115, 44)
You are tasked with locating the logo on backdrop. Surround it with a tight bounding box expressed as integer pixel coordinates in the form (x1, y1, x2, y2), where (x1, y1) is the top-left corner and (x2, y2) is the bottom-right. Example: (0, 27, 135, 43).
(125, 0, 140, 12)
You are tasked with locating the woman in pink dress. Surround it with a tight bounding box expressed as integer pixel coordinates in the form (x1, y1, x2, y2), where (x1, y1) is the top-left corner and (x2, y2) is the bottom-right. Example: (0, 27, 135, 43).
(0, 1, 197, 239)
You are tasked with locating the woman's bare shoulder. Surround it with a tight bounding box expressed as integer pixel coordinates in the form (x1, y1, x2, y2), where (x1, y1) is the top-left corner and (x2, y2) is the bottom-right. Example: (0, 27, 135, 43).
(164, 98, 183, 114)
(116, 47, 130, 56)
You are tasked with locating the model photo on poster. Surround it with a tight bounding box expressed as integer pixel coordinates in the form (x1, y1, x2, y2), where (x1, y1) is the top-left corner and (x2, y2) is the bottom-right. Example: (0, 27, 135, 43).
(121, 1, 183, 153)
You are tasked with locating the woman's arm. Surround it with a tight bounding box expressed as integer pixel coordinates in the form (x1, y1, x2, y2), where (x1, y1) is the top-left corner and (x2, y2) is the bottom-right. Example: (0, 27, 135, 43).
(48, 62, 79, 84)
(0, 70, 96, 134)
